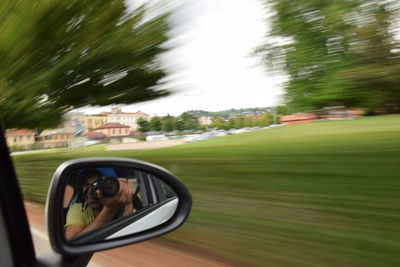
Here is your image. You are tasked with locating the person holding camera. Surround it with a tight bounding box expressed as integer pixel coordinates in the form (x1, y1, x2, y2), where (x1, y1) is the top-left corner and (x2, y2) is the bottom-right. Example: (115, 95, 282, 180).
(65, 169, 134, 240)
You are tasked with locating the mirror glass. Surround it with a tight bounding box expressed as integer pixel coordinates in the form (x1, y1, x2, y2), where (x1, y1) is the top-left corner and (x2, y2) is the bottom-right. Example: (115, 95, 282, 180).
(62, 166, 178, 243)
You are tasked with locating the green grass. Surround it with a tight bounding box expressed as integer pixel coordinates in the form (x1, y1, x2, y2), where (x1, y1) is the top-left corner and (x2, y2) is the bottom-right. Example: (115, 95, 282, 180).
(13, 115, 400, 266)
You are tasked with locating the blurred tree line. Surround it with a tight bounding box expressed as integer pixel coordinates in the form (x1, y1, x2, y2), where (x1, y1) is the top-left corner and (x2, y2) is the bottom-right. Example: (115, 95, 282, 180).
(186, 107, 273, 119)
(0, 0, 170, 129)
(137, 112, 273, 132)
(259, 0, 400, 114)
(137, 112, 200, 132)
(211, 113, 273, 130)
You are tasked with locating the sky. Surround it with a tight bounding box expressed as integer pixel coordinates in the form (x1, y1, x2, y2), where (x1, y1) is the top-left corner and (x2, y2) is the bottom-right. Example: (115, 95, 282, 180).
(81, 0, 285, 116)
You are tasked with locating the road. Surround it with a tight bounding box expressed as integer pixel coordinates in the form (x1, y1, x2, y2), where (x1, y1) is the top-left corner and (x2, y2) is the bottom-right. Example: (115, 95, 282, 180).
(25, 202, 233, 267)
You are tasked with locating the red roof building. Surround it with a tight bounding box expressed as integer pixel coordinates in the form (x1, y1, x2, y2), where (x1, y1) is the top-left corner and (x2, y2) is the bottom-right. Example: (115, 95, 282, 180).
(93, 123, 130, 137)
(5, 129, 35, 149)
(6, 129, 34, 135)
(280, 113, 318, 125)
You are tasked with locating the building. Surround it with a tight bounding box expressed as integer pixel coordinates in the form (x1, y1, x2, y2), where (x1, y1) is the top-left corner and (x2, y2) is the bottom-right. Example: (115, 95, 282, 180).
(5, 129, 35, 149)
(347, 109, 365, 118)
(85, 114, 107, 132)
(317, 107, 365, 120)
(198, 116, 214, 126)
(93, 122, 130, 137)
(106, 107, 150, 131)
(37, 128, 75, 148)
(280, 113, 318, 125)
(83, 132, 107, 140)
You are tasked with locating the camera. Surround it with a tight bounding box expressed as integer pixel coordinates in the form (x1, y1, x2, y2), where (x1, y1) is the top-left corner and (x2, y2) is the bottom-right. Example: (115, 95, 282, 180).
(87, 176, 120, 199)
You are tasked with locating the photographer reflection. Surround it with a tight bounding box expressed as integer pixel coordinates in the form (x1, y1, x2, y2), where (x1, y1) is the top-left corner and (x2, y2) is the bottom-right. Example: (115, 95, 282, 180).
(65, 169, 134, 240)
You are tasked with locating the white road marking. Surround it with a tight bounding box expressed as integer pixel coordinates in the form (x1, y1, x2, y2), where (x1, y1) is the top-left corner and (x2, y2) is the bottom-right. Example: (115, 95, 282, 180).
(30, 227, 102, 267)
(30, 227, 48, 241)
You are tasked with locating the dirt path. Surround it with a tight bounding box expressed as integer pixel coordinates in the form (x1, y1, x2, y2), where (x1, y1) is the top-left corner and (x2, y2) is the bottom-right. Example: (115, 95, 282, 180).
(106, 140, 185, 151)
(24, 202, 233, 267)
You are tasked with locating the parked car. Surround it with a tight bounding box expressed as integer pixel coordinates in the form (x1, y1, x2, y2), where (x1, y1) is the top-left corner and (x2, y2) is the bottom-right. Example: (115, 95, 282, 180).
(146, 134, 169, 141)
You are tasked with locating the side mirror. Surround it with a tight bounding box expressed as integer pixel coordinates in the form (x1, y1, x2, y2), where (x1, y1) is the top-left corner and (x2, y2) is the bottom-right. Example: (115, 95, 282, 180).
(45, 157, 192, 255)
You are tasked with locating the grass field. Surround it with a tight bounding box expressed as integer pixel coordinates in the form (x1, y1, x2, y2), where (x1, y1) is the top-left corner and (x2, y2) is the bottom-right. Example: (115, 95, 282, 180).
(13, 115, 400, 266)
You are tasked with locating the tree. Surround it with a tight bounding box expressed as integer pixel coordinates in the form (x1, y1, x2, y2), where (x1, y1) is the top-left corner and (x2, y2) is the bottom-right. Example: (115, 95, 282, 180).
(258, 113, 273, 126)
(162, 115, 176, 132)
(258, 0, 400, 113)
(149, 117, 162, 131)
(227, 118, 236, 129)
(243, 116, 254, 127)
(175, 118, 185, 131)
(137, 117, 149, 132)
(234, 116, 245, 129)
(212, 117, 226, 130)
(0, 0, 171, 129)
(180, 112, 198, 130)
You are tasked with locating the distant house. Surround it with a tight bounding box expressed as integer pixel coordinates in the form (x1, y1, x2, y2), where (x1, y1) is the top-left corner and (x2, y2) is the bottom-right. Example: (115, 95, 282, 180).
(280, 113, 318, 125)
(93, 122, 130, 137)
(5, 129, 35, 149)
(106, 107, 150, 131)
(85, 114, 108, 132)
(317, 107, 365, 120)
(347, 109, 365, 118)
(198, 116, 214, 126)
(37, 128, 75, 148)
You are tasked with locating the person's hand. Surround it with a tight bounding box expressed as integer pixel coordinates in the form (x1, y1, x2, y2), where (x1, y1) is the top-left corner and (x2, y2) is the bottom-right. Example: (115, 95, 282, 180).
(120, 178, 134, 216)
(118, 178, 134, 206)
(97, 178, 133, 215)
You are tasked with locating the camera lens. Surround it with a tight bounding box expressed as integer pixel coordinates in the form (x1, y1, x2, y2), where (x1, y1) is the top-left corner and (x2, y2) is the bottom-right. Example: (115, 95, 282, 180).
(100, 176, 120, 197)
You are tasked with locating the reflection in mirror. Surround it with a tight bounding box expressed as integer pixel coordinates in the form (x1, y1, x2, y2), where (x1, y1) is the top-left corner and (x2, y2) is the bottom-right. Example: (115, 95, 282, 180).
(63, 166, 178, 243)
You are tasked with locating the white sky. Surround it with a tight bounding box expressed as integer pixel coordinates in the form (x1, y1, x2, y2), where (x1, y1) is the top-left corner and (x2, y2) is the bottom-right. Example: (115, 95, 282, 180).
(82, 0, 285, 116)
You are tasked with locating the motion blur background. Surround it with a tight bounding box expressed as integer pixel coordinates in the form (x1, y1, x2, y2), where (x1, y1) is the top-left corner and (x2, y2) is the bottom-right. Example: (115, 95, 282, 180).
(2, 0, 400, 266)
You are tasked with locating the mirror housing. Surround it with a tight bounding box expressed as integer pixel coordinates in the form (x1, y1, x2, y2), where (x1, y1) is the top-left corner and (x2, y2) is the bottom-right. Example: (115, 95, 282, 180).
(46, 157, 192, 255)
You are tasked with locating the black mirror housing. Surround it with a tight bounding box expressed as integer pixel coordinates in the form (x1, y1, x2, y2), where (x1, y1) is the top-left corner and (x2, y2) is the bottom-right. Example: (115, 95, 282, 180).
(46, 157, 192, 255)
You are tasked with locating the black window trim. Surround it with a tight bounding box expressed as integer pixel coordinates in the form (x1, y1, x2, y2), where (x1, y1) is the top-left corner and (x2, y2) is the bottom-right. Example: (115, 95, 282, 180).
(0, 121, 36, 266)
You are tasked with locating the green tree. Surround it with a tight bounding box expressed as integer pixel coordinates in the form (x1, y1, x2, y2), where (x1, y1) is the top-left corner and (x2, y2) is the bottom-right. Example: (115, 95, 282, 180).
(149, 117, 162, 131)
(234, 116, 245, 129)
(180, 112, 198, 130)
(227, 118, 236, 129)
(243, 116, 254, 127)
(212, 117, 226, 130)
(162, 115, 175, 132)
(175, 118, 185, 131)
(258, 113, 273, 126)
(137, 117, 149, 132)
(258, 0, 400, 113)
(0, 0, 171, 129)
(276, 106, 290, 116)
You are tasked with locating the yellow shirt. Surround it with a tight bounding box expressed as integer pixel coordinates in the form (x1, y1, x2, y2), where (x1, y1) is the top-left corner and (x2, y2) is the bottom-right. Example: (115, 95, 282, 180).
(65, 203, 95, 228)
